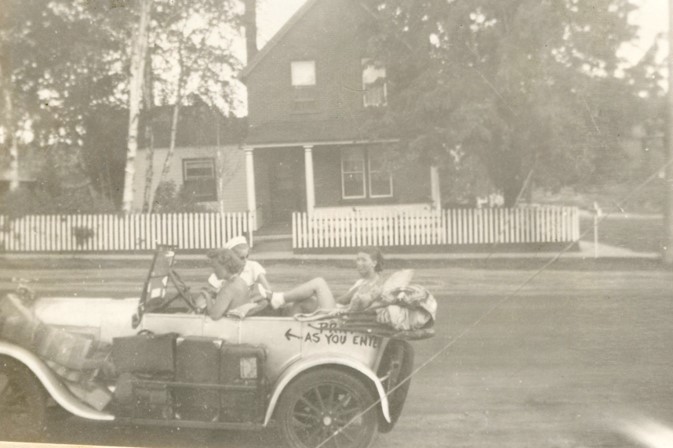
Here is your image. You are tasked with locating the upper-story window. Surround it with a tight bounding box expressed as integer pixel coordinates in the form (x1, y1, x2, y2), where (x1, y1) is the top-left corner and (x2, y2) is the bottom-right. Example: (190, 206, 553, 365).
(182, 158, 217, 202)
(291, 60, 317, 112)
(291, 60, 316, 86)
(362, 59, 387, 108)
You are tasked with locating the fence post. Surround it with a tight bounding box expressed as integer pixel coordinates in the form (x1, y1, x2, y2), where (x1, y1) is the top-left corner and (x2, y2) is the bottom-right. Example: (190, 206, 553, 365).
(247, 211, 254, 248)
(593, 202, 602, 259)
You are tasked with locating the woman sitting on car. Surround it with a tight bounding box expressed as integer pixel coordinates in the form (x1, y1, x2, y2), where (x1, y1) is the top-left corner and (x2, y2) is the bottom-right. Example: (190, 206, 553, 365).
(260, 246, 385, 315)
(223, 236, 271, 291)
(199, 248, 250, 320)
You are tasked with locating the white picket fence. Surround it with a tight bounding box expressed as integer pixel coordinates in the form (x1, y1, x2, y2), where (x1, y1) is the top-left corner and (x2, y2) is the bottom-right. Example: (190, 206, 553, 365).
(0, 212, 252, 252)
(292, 206, 580, 249)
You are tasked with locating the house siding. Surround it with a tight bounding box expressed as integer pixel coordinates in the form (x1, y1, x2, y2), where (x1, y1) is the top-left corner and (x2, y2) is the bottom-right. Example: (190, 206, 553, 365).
(245, 0, 371, 130)
(133, 146, 247, 213)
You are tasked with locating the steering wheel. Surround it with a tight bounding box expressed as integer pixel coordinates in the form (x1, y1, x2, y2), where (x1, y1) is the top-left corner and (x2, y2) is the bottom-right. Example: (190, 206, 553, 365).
(153, 270, 199, 313)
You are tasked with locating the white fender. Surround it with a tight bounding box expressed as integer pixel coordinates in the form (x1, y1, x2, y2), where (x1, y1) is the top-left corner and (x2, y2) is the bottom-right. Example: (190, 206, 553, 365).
(263, 355, 391, 426)
(0, 341, 114, 421)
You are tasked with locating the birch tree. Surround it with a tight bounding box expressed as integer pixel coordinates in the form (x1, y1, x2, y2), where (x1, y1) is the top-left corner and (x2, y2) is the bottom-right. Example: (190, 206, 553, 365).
(121, 0, 152, 214)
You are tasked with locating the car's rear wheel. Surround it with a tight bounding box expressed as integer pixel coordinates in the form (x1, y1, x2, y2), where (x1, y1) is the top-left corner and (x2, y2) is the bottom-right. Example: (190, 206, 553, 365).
(0, 357, 47, 441)
(277, 369, 379, 448)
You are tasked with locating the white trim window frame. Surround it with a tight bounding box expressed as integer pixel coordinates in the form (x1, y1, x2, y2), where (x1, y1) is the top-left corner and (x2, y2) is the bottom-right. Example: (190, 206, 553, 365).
(183, 157, 217, 202)
(340, 147, 393, 200)
(291, 60, 318, 113)
(341, 148, 366, 199)
(367, 149, 393, 198)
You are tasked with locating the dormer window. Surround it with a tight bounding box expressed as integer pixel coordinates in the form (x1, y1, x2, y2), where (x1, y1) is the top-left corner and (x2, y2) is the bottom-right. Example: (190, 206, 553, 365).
(291, 60, 317, 112)
(362, 59, 387, 107)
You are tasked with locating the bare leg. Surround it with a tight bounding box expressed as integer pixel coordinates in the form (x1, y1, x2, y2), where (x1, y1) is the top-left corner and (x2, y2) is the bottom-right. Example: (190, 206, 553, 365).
(282, 277, 336, 310)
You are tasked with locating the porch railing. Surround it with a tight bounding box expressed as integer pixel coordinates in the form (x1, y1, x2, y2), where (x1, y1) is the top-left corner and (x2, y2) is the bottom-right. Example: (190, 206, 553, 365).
(0, 212, 252, 252)
(292, 206, 580, 249)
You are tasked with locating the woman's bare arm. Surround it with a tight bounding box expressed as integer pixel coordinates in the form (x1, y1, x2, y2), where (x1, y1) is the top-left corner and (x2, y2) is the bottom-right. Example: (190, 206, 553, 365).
(257, 273, 271, 290)
(336, 284, 357, 305)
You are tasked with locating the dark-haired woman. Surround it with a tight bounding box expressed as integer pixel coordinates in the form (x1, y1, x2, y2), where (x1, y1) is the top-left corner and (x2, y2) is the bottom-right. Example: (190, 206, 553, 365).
(265, 247, 384, 314)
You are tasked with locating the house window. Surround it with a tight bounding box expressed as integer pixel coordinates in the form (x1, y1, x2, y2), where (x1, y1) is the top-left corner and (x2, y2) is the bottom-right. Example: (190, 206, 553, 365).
(362, 59, 387, 107)
(291, 60, 316, 86)
(341, 147, 393, 199)
(341, 148, 366, 199)
(291, 60, 317, 112)
(182, 158, 217, 202)
(368, 150, 393, 197)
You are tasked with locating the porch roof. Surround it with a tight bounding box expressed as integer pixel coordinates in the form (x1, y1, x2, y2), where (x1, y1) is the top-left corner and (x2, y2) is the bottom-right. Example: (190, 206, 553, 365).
(245, 118, 394, 147)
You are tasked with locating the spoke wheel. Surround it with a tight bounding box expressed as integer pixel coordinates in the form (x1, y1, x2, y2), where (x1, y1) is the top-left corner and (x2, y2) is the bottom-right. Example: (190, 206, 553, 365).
(0, 357, 47, 441)
(277, 369, 378, 448)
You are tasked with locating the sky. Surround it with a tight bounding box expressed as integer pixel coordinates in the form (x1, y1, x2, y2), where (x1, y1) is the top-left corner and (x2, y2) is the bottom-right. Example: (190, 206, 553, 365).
(256, 0, 668, 67)
(622, 0, 667, 64)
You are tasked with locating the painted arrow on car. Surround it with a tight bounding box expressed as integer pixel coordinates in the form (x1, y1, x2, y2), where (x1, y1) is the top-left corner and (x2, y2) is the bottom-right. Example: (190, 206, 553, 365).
(285, 329, 301, 341)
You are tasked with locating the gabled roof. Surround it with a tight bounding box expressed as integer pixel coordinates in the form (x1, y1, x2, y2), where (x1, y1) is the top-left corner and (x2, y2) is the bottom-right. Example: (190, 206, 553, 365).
(239, 0, 375, 81)
(239, 0, 320, 81)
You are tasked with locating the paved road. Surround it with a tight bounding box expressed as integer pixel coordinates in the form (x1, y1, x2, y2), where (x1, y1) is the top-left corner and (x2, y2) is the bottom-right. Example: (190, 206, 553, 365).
(2, 260, 672, 447)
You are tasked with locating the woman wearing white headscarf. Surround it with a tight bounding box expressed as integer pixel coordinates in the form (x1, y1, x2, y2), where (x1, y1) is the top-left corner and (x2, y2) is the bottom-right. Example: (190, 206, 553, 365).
(223, 236, 271, 290)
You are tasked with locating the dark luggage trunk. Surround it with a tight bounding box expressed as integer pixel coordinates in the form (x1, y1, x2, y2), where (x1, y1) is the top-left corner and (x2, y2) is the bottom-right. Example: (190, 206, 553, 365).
(115, 373, 174, 420)
(219, 344, 266, 423)
(112, 332, 177, 376)
(133, 382, 174, 419)
(174, 336, 222, 421)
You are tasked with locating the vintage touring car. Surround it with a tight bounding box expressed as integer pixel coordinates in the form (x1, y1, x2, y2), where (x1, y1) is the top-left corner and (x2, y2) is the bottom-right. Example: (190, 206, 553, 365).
(0, 248, 433, 448)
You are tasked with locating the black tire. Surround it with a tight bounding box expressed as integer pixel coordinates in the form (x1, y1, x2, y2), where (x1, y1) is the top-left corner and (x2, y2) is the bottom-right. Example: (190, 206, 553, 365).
(277, 368, 379, 448)
(377, 340, 414, 433)
(0, 357, 47, 441)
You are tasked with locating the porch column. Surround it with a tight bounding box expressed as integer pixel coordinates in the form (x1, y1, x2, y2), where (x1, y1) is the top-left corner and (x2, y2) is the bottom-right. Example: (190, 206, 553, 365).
(430, 165, 442, 210)
(244, 146, 257, 228)
(304, 145, 316, 215)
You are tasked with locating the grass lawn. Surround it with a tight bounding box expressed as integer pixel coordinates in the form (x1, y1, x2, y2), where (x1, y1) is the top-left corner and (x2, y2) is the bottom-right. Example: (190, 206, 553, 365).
(580, 215, 665, 253)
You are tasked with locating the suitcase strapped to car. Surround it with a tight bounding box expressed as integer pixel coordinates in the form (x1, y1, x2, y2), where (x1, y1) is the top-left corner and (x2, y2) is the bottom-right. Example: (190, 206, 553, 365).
(111, 333, 267, 424)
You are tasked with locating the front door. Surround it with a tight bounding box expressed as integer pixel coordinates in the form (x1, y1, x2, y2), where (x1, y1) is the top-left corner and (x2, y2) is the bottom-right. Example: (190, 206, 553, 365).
(269, 149, 304, 222)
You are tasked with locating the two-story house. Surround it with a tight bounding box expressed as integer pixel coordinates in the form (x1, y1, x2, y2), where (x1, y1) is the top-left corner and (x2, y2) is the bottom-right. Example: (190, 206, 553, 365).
(240, 0, 442, 230)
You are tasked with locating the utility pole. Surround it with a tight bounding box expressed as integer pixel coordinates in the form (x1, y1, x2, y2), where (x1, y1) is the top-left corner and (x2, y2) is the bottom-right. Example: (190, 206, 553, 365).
(666, 0, 673, 264)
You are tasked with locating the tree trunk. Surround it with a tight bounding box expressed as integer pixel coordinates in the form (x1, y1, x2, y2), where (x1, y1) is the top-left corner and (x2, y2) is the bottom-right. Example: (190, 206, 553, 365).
(121, 0, 152, 214)
(664, 0, 673, 264)
(0, 50, 19, 192)
(141, 50, 155, 213)
(148, 101, 180, 214)
(148, 39, 185, 214)
(216, 113, 225, 214)
(141, 122, 155, 212)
